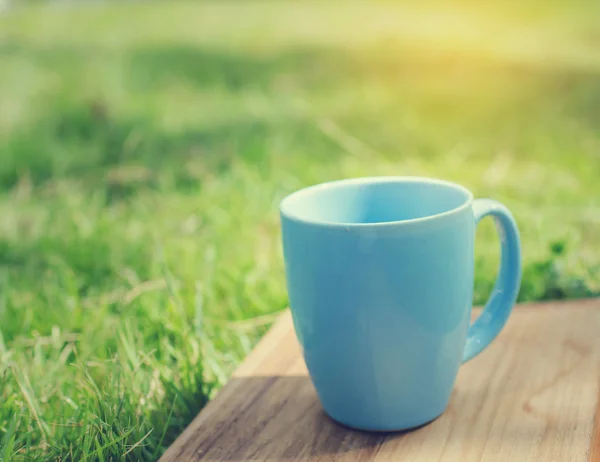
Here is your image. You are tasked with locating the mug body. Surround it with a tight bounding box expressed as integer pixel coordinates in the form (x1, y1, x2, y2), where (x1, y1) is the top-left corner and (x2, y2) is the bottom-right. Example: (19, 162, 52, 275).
(280, 177, 475, 431)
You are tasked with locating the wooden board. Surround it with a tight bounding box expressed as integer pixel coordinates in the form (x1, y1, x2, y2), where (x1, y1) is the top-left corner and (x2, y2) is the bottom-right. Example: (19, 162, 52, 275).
(161, 300, 600, 462)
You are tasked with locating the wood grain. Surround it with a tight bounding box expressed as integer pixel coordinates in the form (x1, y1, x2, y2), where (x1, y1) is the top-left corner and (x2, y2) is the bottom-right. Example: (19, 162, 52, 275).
(161, 300, 600, 462)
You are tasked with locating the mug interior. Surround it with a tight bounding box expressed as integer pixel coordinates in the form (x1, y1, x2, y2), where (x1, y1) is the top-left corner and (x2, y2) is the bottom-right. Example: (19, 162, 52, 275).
(281, 177, 472, 225)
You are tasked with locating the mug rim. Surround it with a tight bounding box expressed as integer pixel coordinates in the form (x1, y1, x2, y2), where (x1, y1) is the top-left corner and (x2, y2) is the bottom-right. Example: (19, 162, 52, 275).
(280, 176, 474, 228)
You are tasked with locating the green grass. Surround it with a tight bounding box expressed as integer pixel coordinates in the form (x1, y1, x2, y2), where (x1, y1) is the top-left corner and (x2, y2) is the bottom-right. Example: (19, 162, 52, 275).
(1, 0, 600, 459)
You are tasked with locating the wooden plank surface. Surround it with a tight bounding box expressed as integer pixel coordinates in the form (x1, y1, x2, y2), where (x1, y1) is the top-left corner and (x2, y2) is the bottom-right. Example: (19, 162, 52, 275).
(161, 300, 600, 462)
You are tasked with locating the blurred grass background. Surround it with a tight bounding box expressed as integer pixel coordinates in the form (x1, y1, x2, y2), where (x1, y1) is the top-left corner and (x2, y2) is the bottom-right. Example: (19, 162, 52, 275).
(1, 0, 600, 459)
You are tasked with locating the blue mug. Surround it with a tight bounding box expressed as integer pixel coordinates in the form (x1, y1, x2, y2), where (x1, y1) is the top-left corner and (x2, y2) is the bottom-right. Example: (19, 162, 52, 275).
(280, 177, 521, 431)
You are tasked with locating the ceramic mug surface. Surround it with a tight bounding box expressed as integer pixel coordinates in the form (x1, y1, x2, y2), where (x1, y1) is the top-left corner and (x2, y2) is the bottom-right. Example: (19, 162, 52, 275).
(280, 177, 521, 431)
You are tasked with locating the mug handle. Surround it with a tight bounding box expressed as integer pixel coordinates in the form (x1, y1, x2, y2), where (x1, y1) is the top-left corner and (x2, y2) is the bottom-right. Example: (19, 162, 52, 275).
(462, 199, 522, 362)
